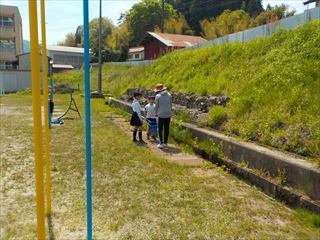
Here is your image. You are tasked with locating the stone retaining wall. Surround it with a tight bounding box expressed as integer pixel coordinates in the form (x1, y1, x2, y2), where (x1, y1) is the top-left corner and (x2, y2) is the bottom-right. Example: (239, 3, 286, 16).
(123, 88, 229, 113)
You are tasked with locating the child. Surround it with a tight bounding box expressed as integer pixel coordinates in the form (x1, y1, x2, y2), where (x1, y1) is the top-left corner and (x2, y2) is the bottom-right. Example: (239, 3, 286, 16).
(130, 92, 145, 143)
(144, 96, 157, 141)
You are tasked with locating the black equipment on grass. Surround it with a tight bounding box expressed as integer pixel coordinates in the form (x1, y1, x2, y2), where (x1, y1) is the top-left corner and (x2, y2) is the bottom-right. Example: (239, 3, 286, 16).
(57, 93, 81, 120)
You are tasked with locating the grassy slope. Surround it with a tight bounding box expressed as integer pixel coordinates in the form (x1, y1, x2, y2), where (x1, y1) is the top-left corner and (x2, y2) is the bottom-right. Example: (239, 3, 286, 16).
(1, 94, 319, 239)
(52, 20, 320, 162)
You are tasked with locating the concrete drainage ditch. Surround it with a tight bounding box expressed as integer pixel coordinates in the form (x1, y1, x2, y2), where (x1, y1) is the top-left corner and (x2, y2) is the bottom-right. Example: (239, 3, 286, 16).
(107, 97, 320, 214)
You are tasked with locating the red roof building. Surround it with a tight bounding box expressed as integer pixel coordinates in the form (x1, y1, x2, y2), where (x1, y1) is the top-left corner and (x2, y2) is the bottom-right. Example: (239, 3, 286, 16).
(139, 32, 206, 60)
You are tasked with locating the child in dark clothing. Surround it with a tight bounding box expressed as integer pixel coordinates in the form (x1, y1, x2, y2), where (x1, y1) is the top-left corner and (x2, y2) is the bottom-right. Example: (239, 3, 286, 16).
(130, 92, 145, 143)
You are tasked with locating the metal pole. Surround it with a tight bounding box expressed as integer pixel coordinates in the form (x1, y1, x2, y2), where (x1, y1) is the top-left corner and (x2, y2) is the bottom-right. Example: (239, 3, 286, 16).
(28, 0, 45, 238)
(40, 0, 52, 216)
(161, 0, 164, 33)
(98, 0, 102, 93)
(49, 79, 53, 128)
(83, 0, 92, 239)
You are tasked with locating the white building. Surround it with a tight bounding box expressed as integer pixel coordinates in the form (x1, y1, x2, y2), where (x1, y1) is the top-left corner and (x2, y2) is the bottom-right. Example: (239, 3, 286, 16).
(46, 45, 84, 72)
(128, 47, 144, 61)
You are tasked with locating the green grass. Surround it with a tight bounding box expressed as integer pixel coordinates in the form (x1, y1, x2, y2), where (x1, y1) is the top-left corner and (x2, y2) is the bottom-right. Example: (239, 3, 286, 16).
(1, 94, 320, 239)
(53, 21, 320, 164)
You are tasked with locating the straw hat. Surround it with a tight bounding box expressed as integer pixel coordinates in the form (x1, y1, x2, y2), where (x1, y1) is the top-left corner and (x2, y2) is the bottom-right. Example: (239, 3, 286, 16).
(154, 83, 166, 92)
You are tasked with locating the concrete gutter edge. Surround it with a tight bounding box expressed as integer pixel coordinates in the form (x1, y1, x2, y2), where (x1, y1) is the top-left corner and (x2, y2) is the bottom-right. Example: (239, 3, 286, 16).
(108, 98, 320, 202)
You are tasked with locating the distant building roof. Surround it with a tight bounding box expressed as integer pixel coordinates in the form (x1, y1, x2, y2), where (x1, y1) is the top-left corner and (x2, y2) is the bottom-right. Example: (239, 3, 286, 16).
(140, 32, 206, 48)
(129, 47, 144, 53)
(16, 52, 51, 59)
(52, 64, 74, 69)
(47, 45, 84, 54)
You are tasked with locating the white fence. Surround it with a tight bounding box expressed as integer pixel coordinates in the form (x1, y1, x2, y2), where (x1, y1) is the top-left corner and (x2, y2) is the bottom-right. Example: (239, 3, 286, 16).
(188, 7, 320, 49)
(0, 70, 43, 93)
(109, 60, 154, 66)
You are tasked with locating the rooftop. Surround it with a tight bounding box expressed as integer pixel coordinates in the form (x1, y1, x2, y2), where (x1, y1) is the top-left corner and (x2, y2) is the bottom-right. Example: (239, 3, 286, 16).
(141, 32, 206, 48)
(47, 45, 84, 54)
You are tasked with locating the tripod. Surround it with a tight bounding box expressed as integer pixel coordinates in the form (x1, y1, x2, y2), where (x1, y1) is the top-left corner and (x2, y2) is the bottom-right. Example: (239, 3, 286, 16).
(57, 93, 81, 120)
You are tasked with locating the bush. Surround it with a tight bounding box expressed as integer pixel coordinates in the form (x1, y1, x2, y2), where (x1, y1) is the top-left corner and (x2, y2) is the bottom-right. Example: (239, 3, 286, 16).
(208, 106, 227, 128)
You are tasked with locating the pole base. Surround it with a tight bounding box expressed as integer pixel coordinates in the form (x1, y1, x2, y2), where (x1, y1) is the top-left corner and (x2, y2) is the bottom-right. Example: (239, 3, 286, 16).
(90, 91, 105, 99)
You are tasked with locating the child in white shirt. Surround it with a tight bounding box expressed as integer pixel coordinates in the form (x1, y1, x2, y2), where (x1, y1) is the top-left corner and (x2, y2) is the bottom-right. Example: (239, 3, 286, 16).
(144, 96, 157, 140)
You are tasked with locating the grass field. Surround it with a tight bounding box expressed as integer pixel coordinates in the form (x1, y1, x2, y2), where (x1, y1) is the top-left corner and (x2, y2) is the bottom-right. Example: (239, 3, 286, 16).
(52, 21, 320, 164)
(1, 93, 319, 239)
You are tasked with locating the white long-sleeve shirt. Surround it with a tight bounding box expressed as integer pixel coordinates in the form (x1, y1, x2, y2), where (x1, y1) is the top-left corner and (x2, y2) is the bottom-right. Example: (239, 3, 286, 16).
(132, 99, 143, 121)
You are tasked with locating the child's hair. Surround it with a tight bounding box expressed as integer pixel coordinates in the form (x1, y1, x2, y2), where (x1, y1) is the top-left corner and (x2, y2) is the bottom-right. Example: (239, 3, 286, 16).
(148, 96, 155, 100)
(133, 92, 142, 98)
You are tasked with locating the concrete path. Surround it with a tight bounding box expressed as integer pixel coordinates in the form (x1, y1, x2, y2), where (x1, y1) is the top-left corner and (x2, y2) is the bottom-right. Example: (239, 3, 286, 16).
(103, 112, 205, 167)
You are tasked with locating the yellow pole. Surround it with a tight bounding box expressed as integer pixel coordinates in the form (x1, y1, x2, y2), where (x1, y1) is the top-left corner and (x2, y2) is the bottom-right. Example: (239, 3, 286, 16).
(28, 0, 46, 239)
(40, 0, 52, 215)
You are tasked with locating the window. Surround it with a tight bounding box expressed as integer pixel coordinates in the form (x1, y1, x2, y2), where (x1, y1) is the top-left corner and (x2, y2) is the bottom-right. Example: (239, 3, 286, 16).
(0, 16, 14, 27)
(0, 61, 14, 70)
(0, 39, 15, 52)
(53, 53, 83, 66)
(135, 54, 140, 59)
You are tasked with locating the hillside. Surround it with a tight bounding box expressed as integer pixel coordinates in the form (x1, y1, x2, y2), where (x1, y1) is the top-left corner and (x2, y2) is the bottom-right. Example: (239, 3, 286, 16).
(53, 20, 320, 163)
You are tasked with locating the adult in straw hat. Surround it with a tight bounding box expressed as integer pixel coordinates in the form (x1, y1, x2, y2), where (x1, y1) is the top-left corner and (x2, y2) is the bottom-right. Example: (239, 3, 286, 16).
(154, 83, 172, 149)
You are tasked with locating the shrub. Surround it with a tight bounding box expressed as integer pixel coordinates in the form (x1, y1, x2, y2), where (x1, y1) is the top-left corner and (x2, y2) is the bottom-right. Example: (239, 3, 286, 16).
(208, 106, 227, 128)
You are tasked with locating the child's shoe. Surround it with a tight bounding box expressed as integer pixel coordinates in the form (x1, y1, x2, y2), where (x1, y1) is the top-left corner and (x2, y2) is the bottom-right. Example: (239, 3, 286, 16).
(157, 144, 164, 149)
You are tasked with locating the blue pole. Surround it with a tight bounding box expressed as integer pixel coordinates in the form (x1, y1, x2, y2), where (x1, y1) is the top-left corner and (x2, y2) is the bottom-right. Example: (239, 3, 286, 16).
(83, 0, 92, 239)
(49, 79, 53, 128)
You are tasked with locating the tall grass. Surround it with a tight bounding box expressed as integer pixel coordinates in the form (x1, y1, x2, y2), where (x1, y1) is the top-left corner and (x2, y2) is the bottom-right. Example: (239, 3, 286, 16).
(53, 20, 320, 162)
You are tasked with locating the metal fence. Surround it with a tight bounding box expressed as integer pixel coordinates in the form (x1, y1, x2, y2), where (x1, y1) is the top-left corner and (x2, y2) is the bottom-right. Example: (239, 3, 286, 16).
(188, 7, 320, 49)
(0, 70, 43, 93)
(109, 60, 155, 66)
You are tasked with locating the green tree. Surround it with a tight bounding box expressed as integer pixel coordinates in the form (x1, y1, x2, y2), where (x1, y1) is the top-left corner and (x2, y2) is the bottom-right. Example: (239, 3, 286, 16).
(105, 23, 131, 61)
(124, 0, 178, 46)
(58, 32, 76, 47)
(73, 17, 114, 55)
(154, 14, 193, 35)
(243, 0, 263, 17)
(171, 0, 263, 33)
(200, 9, 253, 40)
(255, 4, 295, 25)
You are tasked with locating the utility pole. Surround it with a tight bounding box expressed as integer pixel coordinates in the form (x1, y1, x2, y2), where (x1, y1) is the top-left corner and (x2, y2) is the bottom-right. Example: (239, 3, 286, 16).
(98, 0, 102, 94)
(161, 0, 164, 33)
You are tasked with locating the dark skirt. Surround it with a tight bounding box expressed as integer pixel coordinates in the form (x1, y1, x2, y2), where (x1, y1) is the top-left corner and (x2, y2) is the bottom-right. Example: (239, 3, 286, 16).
(130, 112, 142, 126)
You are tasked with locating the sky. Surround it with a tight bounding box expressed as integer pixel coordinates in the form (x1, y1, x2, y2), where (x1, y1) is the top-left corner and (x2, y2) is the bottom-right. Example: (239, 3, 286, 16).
(1, 0, 317, 45)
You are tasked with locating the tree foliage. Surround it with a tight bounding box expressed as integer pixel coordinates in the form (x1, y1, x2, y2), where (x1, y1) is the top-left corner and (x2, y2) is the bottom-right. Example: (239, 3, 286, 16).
(105, 23, 131, 61)
(58, 32, 76, 47)
(73, 17, 114, 55)
(200, 4, 296, 40)
(124, 0, 178, 46)
(200, 9, 253, 40)
(255, 4, 295, 25)
(170, 0, 263, 33)
(154, 14, 193, 35)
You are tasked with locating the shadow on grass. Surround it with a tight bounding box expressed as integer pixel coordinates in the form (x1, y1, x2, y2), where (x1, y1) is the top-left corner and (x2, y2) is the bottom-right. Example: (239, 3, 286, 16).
(47, 215, 55, 240)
